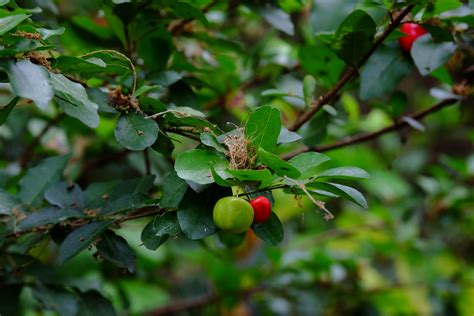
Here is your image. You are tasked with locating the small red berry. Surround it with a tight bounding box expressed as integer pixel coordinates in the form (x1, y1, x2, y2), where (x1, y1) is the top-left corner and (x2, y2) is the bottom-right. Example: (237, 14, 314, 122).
(249, 196, 272, 224)
(399, 23, 428, 53)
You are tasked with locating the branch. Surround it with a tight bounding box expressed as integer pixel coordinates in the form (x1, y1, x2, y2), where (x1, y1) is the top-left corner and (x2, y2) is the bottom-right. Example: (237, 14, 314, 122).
(288, 4, 415, 131)
(283, 98, 460, 160)
(6, 206, 163, 238)
(146, 286, 265, 316)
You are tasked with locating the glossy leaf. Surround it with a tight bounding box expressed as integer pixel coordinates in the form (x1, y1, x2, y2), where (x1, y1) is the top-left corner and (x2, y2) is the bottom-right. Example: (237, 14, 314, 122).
(411, 34, 457, 75)
(175, 149, 228, 185)
(317, 167, 370, 180)
(252, 212, 284, 246)
(258, 148, 301, 178)
(114, 113, 159, 151)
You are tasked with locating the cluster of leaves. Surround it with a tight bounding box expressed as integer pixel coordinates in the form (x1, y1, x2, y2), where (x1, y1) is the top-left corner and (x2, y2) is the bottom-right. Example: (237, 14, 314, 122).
(0, 0, 472, 315)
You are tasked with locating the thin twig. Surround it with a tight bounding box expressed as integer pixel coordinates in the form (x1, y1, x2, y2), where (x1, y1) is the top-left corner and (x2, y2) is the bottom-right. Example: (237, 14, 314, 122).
(283, 98, 460, 160)
(20, 113, 65, 168)
(288, 4, 415, 131)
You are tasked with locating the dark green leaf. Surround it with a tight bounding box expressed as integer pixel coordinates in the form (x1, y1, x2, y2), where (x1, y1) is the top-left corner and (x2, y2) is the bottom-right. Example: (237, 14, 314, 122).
(58, 221, 112, 264)
(159, 170, 188, 208)
(44, 182, 85, 209)
(18, 207, 83, 231)
(360, 45, 411, 100)
(252, 212, 284, 246)
(227, 169, 273, 189)
(141, 212, 180, 250)
(177, 187, 226, 240)
(19, 155, 69, 206)
(245, 106, 282, 152)
(32, 284, 79, 316)
(0, 96, 19, 126)
(0, 189, 20, 215)
(114, 113, 159, 151)
(99, 193, 150, 216)
(97, 230, 136, 273)
(77, 290, 116, 316)
(331, 10, 376, 65)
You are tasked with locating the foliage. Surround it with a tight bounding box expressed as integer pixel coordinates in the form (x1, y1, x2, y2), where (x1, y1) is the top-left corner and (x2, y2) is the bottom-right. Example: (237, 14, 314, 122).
(0, 0, 472, 315)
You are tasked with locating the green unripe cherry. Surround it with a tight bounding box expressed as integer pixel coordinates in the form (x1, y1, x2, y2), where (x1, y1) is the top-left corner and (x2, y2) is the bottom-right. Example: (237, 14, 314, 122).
(213, 196, 254, 234)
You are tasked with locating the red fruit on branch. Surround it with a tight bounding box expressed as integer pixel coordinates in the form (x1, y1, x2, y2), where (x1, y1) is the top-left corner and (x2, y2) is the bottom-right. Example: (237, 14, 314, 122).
(399, 23, 428, 53)
(250, 196, 272, 224)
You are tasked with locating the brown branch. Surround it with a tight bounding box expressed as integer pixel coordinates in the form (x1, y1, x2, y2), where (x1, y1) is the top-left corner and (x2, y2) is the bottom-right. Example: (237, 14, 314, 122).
(6, 206, 163, 238)
(288, 4, 415, 132)
(283, 98, 460, 160)
(20, 113, 65, 168)
(146, 286, 265, 316)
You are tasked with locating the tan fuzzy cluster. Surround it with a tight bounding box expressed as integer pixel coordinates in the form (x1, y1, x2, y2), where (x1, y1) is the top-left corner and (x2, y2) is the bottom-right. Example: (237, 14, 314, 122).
(108, 87, 141, 114)
(224, 128, 253, 169)
(23, 51, 52, 70)
(14, 31, 42, 40)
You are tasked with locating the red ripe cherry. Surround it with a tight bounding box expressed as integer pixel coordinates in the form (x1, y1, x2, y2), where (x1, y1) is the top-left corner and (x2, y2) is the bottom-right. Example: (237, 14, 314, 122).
(249, 196, 271, 224)
(399, 23, 428, 53)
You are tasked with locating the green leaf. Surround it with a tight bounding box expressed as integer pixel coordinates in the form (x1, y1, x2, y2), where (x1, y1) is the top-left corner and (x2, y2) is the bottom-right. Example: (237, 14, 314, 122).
(310, 0, 358, 33)
(303, 75, 317, 106)
(77, 290, 116, 316)
(411, 34, 456, 76)
(331, 10, 376, 65)
(4, 59, 54, 109)
(58, 221, 112, 264)
(278, 127, 302, 144)
(177, 187, 224, 240)
(318, 167, 370, 180)
(114, 113, 159, 151)
(32, 284, 79, 316)
(200, 132, 226, 153)
(168, 1, 208, 26)
(97, 230, 136, 273)
(175, 149, 228, 185)
(51, 73, 100, 128)
(245, 106, 282, 152)
(360, 45, 411, 100)
(44, 182, 85, 209)
(17, 207, 83, 231)
(0, 96, 19, 126)
(0, 12, 29, 35)
(289, 152, 330, 179)
(19, 155, 69, 206)
(307, 182, 368, 208)
(227, 169, 274, 189)
(37, 27, 65, 39)
(261, 7, 294, 35)
(252, 212, 284, 246)
(0, 189, 21, 215)
(299, 43, 345, 88)
(141, 212, 180, 250)
(258, 148, 301, 178)
(159, 170, 188, 209)
(99, 193, 150, 216)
